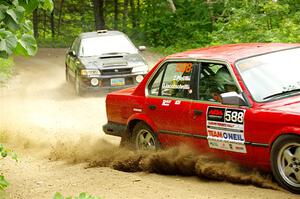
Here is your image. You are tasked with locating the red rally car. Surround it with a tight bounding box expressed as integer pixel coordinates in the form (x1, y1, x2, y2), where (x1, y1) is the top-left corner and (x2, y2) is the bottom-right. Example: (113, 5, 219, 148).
(103, 43, 300, 193)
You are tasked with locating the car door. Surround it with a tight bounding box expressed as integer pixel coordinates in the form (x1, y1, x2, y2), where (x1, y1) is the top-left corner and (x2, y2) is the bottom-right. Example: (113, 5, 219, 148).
(190, 61, 251, 163)
(145, 61, 198, 147)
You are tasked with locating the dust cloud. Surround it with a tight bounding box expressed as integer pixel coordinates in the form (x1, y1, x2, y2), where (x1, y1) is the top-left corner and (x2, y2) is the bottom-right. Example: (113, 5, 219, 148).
(47, 136, 279, 190)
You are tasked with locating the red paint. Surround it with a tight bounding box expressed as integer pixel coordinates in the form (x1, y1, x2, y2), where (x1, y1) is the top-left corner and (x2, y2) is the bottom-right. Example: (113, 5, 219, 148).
(104, 43, 300, 171)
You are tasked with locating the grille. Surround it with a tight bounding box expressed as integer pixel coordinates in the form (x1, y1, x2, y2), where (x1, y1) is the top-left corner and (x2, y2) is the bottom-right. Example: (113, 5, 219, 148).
(101, 68, 132, 75)
(102, 61, 127, 67)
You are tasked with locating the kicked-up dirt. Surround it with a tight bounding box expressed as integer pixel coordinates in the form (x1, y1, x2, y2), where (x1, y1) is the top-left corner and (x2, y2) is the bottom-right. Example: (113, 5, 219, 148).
(0, 48, 298, 199)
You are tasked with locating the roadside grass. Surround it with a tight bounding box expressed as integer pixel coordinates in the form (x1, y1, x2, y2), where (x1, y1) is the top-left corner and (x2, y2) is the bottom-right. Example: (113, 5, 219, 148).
(0, 57, 14, 85)
(53, 192, 102, 199)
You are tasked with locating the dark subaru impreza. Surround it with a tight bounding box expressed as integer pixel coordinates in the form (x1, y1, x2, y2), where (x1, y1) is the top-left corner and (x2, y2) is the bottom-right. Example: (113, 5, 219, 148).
(65, 30, 148, 95)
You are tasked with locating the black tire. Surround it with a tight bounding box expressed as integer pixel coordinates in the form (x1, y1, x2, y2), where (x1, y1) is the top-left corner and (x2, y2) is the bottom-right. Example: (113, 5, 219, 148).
(271, 134, 300, 194)
(65, 67, 70, 83)
(75, 73, 83, 96)
(131, 122, 160, 151)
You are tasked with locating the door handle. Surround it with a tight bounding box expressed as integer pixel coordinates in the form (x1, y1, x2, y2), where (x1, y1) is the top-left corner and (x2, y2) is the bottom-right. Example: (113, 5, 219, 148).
(194, 110, 203, 116)
(148, 105, 156, 110)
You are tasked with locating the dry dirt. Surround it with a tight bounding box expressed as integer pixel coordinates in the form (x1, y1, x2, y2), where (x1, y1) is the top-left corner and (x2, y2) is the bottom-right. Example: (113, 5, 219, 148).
(0, 48, 298, 199)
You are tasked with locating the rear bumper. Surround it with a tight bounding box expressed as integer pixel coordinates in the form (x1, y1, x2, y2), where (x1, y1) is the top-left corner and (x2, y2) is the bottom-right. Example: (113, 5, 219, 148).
(103, 121, 127, 137)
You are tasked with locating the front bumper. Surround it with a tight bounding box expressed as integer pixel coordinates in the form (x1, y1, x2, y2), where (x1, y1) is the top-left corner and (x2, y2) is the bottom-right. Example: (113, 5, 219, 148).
(103, 121, 127, 137)
(79, 73, 146, 90)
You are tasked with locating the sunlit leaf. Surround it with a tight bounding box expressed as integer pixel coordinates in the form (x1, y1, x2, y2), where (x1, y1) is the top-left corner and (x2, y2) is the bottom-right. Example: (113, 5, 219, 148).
(14, 34, 37, 56)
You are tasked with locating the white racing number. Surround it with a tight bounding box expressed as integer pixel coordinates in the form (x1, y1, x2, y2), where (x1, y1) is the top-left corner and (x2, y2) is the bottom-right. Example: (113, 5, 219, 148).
(224, 109, 244, 124)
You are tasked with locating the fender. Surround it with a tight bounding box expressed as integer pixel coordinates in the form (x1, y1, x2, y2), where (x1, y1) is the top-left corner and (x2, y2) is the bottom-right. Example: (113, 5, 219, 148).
(269, 126, 300, 148)
(127, 113, 158, 133)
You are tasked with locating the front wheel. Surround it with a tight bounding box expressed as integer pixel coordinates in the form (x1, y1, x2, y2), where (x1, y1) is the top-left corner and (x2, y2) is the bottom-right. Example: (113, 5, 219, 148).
(271, 134, 300, 193)
(131, 122, 160, 151)
(65, 66, 70, 83)
(75, 74, 83, 96)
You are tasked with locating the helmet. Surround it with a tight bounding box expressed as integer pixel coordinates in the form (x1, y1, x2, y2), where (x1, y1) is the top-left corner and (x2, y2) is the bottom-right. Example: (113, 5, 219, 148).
(214, 67, 236, 92)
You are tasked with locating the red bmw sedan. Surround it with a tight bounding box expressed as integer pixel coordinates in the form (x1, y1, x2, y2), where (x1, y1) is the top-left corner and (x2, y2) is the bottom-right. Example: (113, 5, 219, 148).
(103, 43, 300, 193)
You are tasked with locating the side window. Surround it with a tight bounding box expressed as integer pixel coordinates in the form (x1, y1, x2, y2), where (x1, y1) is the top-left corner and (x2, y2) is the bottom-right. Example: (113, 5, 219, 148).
(148, 62, 194, 99)
(148, 65, 166, 96)
(71, 38, 80, 55)
(199, 63, 238, 102)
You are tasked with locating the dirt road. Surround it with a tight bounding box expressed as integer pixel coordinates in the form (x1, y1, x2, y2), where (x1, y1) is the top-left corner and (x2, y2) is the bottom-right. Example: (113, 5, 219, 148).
(0, 49, 298, 199)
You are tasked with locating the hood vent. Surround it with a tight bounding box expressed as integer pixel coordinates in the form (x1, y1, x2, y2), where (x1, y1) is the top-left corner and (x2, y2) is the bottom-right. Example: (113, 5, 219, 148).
(99, 55, 123, 59)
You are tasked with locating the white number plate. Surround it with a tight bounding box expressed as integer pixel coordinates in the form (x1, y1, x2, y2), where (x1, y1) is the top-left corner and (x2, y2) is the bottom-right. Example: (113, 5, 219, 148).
(111, 78, 125, 86)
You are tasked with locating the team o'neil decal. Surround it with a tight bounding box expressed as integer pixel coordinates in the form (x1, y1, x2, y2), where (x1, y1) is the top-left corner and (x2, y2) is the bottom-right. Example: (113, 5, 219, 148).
(206, 106, 247, 153)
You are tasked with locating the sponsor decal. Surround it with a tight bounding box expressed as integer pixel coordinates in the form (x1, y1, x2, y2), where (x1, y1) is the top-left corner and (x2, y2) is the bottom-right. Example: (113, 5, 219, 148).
(175, 63, 193, 73)
(133, 108, 142, 112)
(162, 99, 172, 106)
(173, 75, 191, 81)
(206, 106, 246, 153)
(162, 83, 190, 90)
(208, 140, 247, 153)
(175, 100, 181, 105)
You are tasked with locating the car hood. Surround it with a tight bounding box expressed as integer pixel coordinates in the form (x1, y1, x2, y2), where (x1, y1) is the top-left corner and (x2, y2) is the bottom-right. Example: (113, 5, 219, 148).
(79, 53, 146, 69)
(258, 95, 300, 115)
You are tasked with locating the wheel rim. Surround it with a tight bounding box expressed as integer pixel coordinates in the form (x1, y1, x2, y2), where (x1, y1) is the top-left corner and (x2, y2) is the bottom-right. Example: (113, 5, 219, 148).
(277, 143, 300, 187)
(135, 129, 156, 150)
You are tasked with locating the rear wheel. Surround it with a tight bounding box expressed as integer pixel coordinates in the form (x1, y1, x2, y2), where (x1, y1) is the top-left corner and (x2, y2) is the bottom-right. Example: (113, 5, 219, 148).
(131, 122, 160, 151)
(271, 135, 300, 193)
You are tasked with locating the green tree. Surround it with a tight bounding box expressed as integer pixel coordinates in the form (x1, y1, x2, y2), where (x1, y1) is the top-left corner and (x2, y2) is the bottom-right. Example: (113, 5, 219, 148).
(0, 0, 53, 58)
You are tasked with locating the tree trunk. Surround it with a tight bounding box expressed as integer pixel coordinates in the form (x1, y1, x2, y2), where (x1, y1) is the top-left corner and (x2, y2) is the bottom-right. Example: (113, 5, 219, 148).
(122, 0, 129, 32)
(50, 10, 55, 38)
(129, 0, 136, 29)
(33, 9, 39, 38)
(93, 0, 106, 30)
(167, 0, 176, 13)
(114, 0, 119, 29)
(207, 0, 214, 31)
(57, 0, 65, 35)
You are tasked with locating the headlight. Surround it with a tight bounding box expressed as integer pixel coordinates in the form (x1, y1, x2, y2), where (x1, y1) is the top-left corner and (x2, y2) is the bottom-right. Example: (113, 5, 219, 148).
(80, 69, 100, 76)
(132, 65, 148, 73)
(136, 75, 144, 83)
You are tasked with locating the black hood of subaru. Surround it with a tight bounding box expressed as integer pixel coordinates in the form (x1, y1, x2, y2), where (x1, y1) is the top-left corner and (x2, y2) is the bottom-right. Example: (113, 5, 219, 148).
(79, 53, 145, 69)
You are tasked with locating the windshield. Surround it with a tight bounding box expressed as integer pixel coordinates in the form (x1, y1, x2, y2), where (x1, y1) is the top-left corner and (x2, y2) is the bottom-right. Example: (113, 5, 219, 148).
(236, 48, 300, 102)
(79, 35, 138, 57)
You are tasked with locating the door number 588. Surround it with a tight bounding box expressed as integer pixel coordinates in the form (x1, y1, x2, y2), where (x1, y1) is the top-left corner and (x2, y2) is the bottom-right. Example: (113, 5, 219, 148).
(224, 110, 244, 123)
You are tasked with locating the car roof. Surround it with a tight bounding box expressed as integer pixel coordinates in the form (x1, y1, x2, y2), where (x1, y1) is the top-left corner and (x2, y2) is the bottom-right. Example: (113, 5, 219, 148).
(167, 43, 300, 63)
(78, 30, 126, 39)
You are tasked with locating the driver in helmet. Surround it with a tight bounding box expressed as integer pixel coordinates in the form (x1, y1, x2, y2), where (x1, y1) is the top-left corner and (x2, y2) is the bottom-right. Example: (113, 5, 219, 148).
(211, 67, 237, 102)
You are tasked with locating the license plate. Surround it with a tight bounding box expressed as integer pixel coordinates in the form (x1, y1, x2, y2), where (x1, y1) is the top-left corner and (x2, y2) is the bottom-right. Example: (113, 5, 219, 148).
(111, 78, 125, 86)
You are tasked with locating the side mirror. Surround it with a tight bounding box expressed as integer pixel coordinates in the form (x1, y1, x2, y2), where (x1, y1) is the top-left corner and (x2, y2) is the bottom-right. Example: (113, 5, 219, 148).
(138, 46, 146, 51)
(221, 91, 248, 106)
(68, 50, 76, 57)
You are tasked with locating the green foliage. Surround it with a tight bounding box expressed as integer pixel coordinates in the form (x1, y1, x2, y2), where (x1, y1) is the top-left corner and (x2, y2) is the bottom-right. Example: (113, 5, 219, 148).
(141, 0, 212, 49)
(0, 176, 9, 191)
(31, 0, 300, 53)
(53, 192, 102, 199)
(0, 57, 14, 84)
(211, 0, 300, 45)
(0, 0, 53, 58)
(0, 143, 18, 191)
